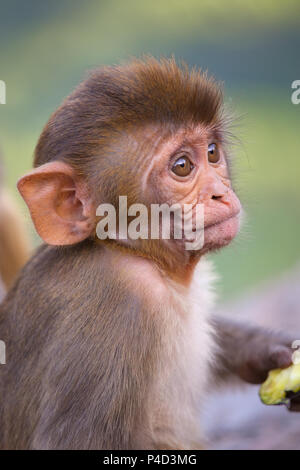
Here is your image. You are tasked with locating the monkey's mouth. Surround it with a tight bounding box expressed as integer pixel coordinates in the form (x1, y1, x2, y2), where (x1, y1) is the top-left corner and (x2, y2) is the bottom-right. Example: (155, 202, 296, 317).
(173, 210, 241, 254)
(204, 210, 240, 231)
(203, 212, 241, 249)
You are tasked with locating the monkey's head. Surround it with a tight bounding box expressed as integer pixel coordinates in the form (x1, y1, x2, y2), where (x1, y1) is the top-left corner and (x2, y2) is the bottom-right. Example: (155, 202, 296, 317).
(18, 57, 241, 272)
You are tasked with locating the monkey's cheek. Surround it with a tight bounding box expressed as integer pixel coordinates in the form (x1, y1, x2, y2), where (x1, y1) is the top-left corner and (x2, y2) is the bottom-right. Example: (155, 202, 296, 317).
(203, 215, 240, 250)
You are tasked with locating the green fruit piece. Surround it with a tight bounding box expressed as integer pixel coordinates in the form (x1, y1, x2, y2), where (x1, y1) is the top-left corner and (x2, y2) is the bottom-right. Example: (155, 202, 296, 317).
(259, 363, 300, 405)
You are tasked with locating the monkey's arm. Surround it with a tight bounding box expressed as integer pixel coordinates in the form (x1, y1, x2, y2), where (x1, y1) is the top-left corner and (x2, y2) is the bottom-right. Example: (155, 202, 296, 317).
(212, 316, 300, 411)
(212, 316, 293, 385)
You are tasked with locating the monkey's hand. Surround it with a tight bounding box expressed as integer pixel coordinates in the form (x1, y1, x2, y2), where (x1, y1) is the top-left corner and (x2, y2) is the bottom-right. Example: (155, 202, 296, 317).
(234, 329, 292, 385)
(213, 316, 300, 411)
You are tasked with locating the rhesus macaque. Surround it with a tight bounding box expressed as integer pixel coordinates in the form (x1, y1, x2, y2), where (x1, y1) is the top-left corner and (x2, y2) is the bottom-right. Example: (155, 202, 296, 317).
(0, 159, 29, 297)
(0, 58, 296, 450)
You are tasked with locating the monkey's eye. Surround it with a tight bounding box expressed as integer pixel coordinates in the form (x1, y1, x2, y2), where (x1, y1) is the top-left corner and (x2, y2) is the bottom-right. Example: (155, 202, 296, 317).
(171, 156, 194, 177)
(208, 143, 220, 164)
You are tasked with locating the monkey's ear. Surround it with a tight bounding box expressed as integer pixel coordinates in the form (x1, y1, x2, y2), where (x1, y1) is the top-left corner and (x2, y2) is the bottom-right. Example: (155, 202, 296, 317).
(17, 162, 95, 246)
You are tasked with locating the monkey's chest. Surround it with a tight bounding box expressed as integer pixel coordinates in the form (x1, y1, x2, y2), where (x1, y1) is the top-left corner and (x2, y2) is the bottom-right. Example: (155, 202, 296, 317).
(148, 291, 215, 449)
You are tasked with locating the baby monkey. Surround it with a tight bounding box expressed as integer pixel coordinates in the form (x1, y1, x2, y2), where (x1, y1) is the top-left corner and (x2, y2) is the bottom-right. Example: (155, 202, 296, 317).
(0, 57, 295, 450)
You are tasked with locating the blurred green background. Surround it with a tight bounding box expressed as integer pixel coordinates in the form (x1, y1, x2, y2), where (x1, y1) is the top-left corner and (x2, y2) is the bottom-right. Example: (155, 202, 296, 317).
(0, 0, 299, 300)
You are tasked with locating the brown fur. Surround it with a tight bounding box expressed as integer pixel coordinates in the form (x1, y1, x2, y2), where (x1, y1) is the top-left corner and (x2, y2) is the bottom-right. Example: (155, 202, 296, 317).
(34, 57, 224, 174)
(0, 242, 161, 448)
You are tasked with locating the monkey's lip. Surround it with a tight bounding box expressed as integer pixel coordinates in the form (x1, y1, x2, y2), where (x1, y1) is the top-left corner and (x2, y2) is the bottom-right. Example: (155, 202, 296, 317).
(204, 210, 240, 232)
(203, 211, 240, 246)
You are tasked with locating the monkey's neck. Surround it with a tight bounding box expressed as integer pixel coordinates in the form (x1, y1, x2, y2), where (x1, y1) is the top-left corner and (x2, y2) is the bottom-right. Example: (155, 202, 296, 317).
(94, 238, 198, 287)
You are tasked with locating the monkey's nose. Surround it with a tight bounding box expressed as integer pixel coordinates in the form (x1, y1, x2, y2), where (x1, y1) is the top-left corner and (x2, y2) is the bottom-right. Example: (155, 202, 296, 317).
(202, 180, 228, 202)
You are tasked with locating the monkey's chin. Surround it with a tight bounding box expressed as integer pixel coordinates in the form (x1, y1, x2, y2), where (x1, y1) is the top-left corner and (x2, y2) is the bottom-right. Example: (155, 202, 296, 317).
(202, 214, 240, 252)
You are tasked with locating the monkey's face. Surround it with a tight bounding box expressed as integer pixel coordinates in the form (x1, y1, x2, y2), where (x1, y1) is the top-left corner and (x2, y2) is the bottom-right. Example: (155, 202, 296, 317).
(18, 57, 241, 271)
(142, 124, 241, 256)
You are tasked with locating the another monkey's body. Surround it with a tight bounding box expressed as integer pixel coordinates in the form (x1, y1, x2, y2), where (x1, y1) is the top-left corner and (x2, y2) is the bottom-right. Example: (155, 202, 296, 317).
(0, 182, 29, 296)
(0, 241, 215, 449)
(0, 188, 29, 289)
